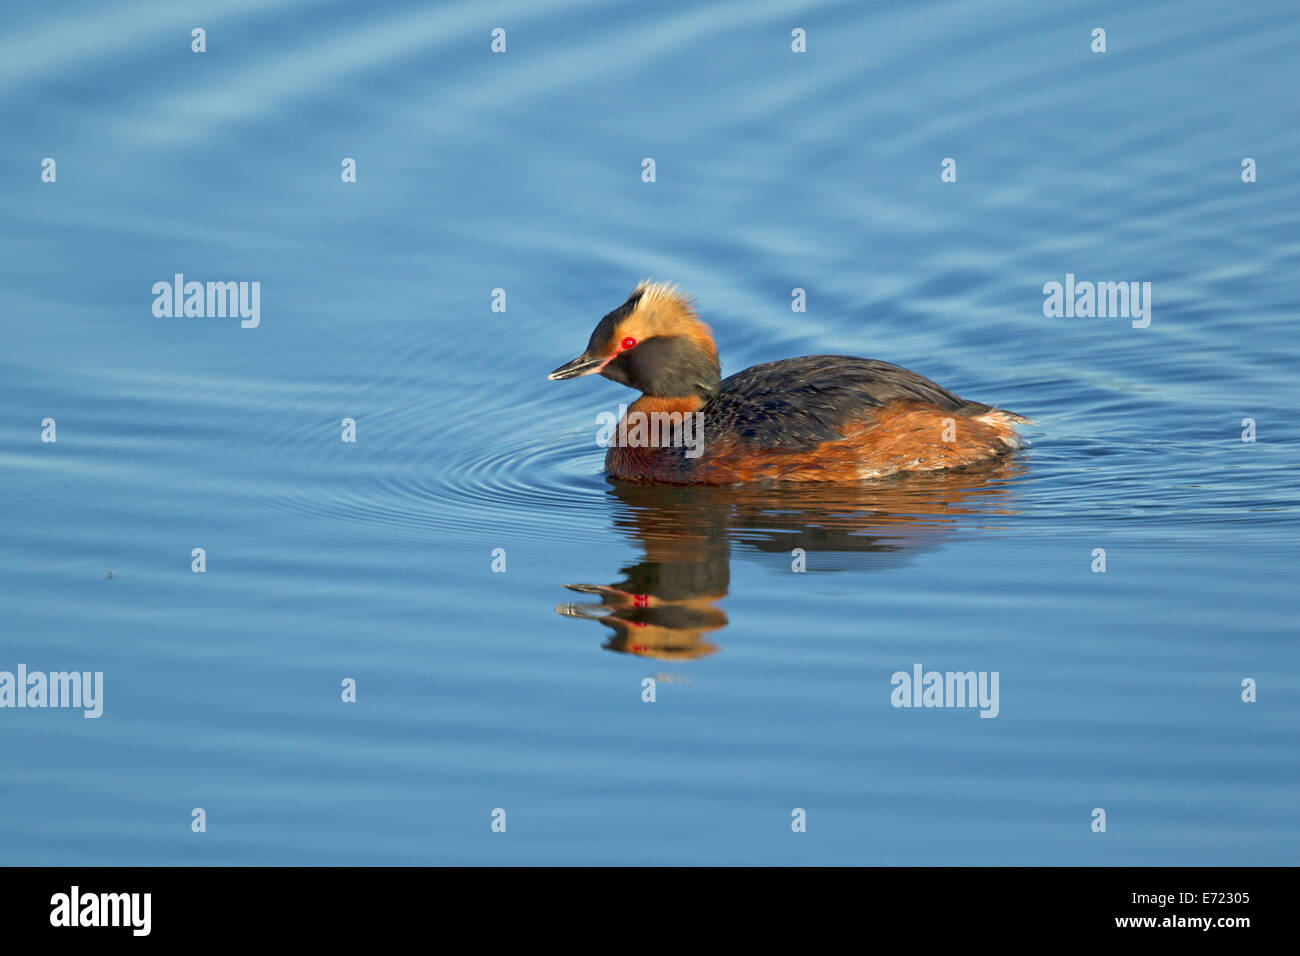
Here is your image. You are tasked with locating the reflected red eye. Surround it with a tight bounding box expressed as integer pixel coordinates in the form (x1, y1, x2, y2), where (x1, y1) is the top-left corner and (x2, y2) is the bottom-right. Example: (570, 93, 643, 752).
(621, 336, 637, 350)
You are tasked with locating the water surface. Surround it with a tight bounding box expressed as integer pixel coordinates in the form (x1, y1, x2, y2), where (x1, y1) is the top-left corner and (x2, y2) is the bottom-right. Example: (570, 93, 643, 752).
(1, 0, 1298, 864)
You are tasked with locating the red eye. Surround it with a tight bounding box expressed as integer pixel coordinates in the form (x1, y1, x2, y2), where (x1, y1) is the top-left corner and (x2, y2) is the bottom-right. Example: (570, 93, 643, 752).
(621, 336, 637, 350)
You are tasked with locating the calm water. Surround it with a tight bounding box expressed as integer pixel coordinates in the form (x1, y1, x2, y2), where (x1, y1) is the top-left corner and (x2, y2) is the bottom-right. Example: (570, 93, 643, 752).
(2, 0, 1298, 865)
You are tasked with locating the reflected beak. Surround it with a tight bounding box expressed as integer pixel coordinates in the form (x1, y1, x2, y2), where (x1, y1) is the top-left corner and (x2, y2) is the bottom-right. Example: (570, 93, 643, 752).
(548, 353, 608, 380)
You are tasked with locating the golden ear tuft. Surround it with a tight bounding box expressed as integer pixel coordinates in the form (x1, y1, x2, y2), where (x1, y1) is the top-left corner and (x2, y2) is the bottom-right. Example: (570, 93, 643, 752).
(632, 280, 698, 319)
(625, 280, 716, 359)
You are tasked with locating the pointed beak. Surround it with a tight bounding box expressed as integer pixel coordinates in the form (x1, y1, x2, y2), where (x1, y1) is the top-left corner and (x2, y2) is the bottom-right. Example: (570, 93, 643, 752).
(548, 353, 608, 381)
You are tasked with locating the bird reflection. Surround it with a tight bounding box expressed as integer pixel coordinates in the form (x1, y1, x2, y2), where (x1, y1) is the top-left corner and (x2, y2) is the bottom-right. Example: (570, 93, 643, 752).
(556, 461, 1024, 660)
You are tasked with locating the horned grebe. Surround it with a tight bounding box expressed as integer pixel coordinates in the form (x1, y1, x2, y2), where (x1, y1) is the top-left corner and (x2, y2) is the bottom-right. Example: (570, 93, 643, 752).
(549, 282, 1030, 484)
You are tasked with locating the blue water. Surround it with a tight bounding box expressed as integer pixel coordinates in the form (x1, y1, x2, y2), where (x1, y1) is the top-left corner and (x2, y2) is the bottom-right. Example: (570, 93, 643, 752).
(2, 0, 1297, 865)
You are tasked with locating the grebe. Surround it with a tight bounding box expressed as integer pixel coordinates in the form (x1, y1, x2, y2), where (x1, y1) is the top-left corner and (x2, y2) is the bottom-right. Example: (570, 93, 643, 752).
(548, 281, 1030, 484)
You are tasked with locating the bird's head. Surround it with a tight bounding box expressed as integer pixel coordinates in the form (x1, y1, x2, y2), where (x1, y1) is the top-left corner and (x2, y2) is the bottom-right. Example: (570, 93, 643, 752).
(549, 281, 721, 401)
